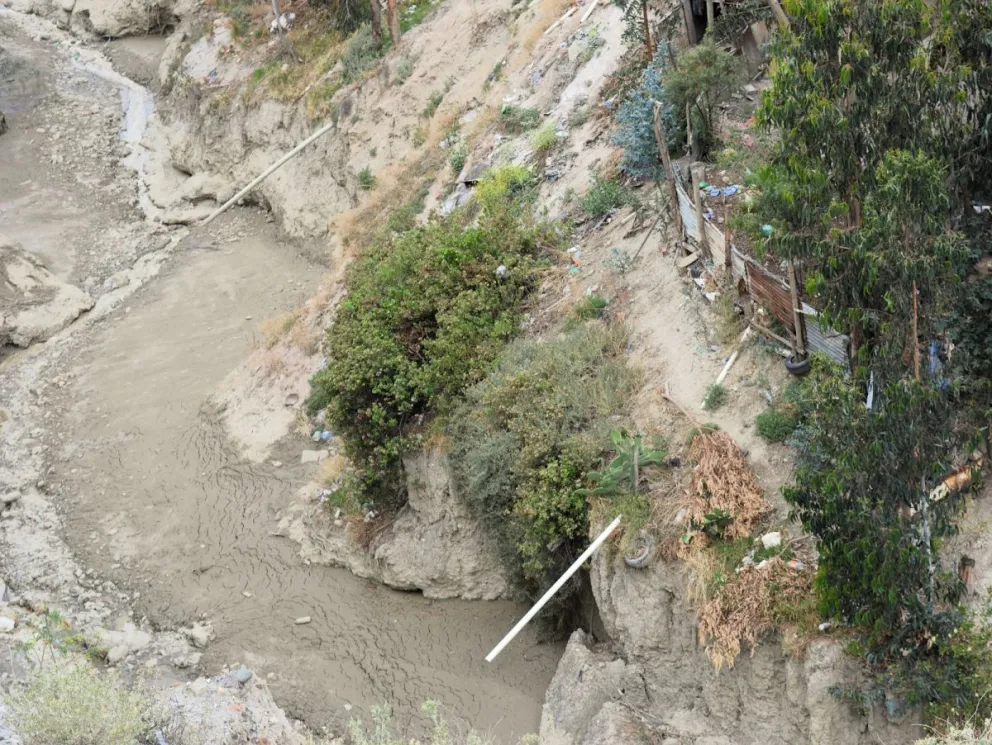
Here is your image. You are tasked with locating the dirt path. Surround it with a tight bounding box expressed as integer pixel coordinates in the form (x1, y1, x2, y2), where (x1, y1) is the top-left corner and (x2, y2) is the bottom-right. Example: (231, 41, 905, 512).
(0, 16, 557, 741)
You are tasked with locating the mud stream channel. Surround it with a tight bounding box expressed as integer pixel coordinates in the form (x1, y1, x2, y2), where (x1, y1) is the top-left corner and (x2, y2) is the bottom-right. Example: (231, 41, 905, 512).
(0, 20, 559, 741)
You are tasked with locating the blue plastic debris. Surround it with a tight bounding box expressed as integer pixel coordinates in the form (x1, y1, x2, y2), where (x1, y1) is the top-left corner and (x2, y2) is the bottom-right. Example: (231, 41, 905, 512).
(722, 185, 740, 197)
(761, 224, 774, 237)
(704, 210, 715, 219)
(707, 187, 722, 197)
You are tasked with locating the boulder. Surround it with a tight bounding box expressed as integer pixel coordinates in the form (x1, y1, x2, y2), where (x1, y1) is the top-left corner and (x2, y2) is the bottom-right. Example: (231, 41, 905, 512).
(85, 620, 151, 663)
(1, 235, 94, 348)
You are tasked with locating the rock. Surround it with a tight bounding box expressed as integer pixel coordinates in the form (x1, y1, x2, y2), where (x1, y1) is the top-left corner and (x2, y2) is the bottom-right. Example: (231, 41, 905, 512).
(761, 531, 782, 550)
(172, 651, 202, 669)
(0, 492, 19, 506)
(578, 702, 648, 745)
(294, 616, 311, 625)
(1, 235, 94, 348)
(300, 450, 328, 464)
(0, 617, 14, 633)
(0, 110, 6, 137)
(84, 621, 151, 662)
(186, 622, 213, 648)
(539, 630, 627, 745)
(234, 666, 253, 685)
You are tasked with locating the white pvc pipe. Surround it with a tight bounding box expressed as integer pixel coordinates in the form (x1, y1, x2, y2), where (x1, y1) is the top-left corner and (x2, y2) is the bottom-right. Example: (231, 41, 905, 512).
(485, 514, 623, 663)
(201, 120, 336, 226)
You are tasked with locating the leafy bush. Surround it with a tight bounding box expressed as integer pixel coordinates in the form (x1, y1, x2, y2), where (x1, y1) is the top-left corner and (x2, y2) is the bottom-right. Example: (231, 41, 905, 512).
(611, 42, 683, 179)
(499, 104, 541, 134)
(754, 406, 797, 443)
(357, 166, 376, 190)
(421, 89, 444, 118)
(449, 324, 638, 616)
(341, 25, 381, 83)
(448, 147, 467, 175)
(702, 383, 727, 411)
(392, 55, 416, 85)
(580, 174, 632, 217)
(309, 166, 555, 507)
(662, 40, 743, 159)
(8, 665, 155, 745)
(573, 293, 608, 319)
(530, 120, 559, 154)
(385, 187, 429, 233)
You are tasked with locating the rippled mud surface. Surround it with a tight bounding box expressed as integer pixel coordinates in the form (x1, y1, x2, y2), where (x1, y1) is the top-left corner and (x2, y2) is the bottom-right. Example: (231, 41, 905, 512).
(50, 225, 559, 739)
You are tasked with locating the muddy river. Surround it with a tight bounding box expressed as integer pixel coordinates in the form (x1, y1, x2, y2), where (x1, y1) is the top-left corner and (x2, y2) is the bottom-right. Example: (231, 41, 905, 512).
(0, 19, 559, 741)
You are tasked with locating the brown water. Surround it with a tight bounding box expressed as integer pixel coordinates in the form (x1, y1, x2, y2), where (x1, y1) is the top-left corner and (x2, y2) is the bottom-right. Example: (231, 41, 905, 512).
(52, 225, 560, 739)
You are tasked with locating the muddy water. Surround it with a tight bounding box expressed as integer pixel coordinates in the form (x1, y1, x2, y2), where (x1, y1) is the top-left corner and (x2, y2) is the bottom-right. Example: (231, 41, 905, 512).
(53, 225, 559, 739)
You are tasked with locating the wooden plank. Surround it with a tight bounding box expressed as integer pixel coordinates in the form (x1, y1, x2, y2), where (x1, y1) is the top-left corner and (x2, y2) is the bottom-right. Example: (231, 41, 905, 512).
(681, 0, 697, 45)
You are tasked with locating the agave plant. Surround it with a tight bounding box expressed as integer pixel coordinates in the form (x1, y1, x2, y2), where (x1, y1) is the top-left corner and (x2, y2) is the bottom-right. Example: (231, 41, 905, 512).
(577, 429, 666, 496)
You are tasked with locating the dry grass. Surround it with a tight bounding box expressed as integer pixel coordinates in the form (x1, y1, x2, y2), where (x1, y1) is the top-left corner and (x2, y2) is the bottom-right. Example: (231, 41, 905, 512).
(681, 430, 767, 548)
(257, 310, 299, 348)
(697, 557, 812, 670)
(521, 0, 573, 50)
(319, 454, 349, 485)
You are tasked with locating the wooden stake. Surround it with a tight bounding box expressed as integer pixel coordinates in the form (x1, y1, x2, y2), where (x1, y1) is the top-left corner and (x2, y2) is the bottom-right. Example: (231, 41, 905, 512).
(652, 103, 682, 240)
(706, 0, 715, 32)
(787, 260, 806, 358)
(912, 280, 920, 381)
(641, 0, 654, 60)
(681, 0, 697, 45)
(767, 0, 789, 29)
(691, 163, 709, 258)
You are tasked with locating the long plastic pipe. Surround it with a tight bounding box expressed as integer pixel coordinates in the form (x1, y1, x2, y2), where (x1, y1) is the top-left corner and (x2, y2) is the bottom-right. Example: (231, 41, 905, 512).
(201, 120, 336, 226)
(485, 514, 623, 663)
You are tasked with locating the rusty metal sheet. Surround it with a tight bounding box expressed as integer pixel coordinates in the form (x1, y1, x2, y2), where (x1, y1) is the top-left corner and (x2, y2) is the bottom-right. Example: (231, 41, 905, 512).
(677, 184, 699, 241)
(704, 220, 726, 266)
(746, 261, 794, 329)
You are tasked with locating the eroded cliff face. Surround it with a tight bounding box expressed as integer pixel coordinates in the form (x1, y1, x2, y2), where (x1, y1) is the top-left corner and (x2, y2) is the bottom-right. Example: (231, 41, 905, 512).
(535, 550, 919, 745)
(280, 449, 509, 600)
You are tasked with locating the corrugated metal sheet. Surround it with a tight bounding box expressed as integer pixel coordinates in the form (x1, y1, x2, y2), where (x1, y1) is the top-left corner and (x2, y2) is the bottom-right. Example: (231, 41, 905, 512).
(705, 220, 726, 266)
(676, 184, 699, 240)
(802, 303, 850, 366)
(745, 260, 794, 329)
(731, 247, 747, 282)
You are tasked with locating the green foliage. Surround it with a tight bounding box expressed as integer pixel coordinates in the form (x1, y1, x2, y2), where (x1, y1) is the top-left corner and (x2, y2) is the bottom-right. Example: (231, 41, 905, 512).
(754, 0, 992, 369)
(576, 429, 666, 496)
(8, 665, 155, 745)
(573, 293, 609, 319)
(399, 0, 435, 32)
(422, 89, 444, 119)
(786, 373, 971, 702)
(310, 0, 373, 33)
(385, 187, 430, 234)
(754, 406, 798, 443)
(448, 147, 467, 175)
(357, 166, 376, 190)
(611, 43, 682, 179)
(663, 40, 742, 159)
(341, 25, 382, 83)
(392, 55, 416, 85)
(499, 104, 541, 134)
(702, 383, 727, 411)
(611, 0, 651, 57)
(568, 105, 589, 128)
(530, 120, 560, 154)
(347, 700, 495, 745)
(580, 174, 631, 217)
(449, 324, 638, 613)
(309, 166, 555, 507)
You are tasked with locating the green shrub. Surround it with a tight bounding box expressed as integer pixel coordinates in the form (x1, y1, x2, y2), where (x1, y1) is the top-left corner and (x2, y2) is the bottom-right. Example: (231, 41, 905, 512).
(385, 186, 430, 234)
(574, 293, 608, 319)
(448, 147, 467, 175)
(702, 383, 727, 411)
(449, 324, 638, 617)
(341, 25, 381, 84)
(499, 104, 541, 134)
(392, 55, 416, 85)
(357, 167, 376, 190)
(8, 665, 155, 745)
(309, 166, 556, 507)
(568, 105, 589, 128)
(530, 120, 559, 154)
(580, 174, 632, 217)
(422, 89, 444, 118)
(348, 700, 508, 745)
(754, 406, 798, 443)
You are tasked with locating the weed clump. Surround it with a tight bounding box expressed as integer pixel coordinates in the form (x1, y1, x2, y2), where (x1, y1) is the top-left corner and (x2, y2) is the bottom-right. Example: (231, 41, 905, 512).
(530, 120, 559, 154)
(341, 25, 381, 83)
(357, 166, 376, 190)
(754, 406, 798, 443)
(499, 104, 541, 134)
(449, 324, 638, 620)
(580, 173, 632, 217)
(8, 665, 155, 745)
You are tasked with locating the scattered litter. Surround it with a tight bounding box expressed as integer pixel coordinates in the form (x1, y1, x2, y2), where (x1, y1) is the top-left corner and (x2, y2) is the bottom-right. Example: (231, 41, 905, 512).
(722, 185, 740, 197)
(761, 531, 782, 550)
(698, 181, 711, 190)
(707, 187, 722, 197)
(496, 264, 508, 277)
(242, 591, 253, 598)
(761, 224, 774, 237)
(787, 559, 805, 571)
(320, 430, 332, 441)
(703, 210, 715, 219)
(311, 430, 322, 442)
(269, 12, 296, 33)
(294, 616, 312, 625)
(710, 345, 720, 352)
(818, 621, 833, 632)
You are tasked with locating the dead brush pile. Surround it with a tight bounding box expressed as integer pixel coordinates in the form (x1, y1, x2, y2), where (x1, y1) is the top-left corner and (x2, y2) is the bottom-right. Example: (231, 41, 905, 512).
(697, 556, 811, 669)
(680, 428, 767, 548)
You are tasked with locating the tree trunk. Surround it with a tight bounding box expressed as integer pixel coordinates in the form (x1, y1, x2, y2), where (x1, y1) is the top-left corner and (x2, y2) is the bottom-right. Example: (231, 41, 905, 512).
(641, 0, 654, 61)
(271, 0, 281, 34)
(370, 0, 382, 45)
(387, 0, 400, 44)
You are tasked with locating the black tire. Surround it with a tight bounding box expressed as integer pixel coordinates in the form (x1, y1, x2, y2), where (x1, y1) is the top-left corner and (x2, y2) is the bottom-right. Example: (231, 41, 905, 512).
(785, 355, 811, 376)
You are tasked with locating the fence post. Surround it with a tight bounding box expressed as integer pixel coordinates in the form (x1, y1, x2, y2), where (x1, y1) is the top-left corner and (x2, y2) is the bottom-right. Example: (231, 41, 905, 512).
(691, 163, 709, 258)
(652, 103, 682, 242)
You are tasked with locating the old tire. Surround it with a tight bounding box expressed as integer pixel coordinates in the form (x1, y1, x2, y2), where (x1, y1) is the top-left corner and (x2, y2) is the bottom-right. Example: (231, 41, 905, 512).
(785, 355, 811, 376)
(623, 531, 655, 569)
